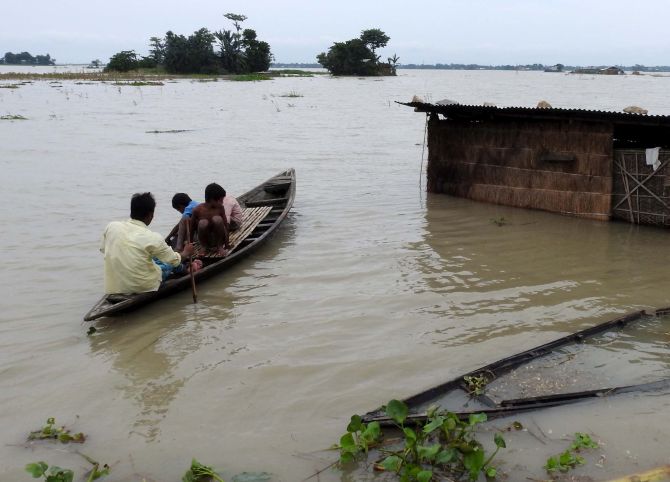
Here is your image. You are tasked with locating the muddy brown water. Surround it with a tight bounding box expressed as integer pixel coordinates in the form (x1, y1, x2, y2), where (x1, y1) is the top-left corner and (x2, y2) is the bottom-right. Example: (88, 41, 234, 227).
(1, 67, 670, 481)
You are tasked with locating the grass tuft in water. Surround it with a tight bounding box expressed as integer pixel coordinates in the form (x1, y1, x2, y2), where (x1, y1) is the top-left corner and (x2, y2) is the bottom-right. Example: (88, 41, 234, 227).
(1, 114, 27, 120)
(278, 90, 303, 98)
(229, 73, 272, 81)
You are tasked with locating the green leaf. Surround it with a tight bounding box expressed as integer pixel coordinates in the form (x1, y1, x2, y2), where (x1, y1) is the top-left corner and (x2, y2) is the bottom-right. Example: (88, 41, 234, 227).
(58, 433, 73, 443)
(347, 415, 362, 433)
(468, 413, 487, 426)
(435, 448, 457, 465)
(423, 415, 444, 434)
(182, 469, 195, 482)
(362, 421, 381, 442)
(26, 462, 48, 478)
(416, 470, 433, 482)
(512, 421, 523, 430)
(403, 427, 417, 447)
(339, 451, 355, 465)
(386, 399, 408, 425)
(418, 444, 441, 462)
(381, 455, 402, 472)
(486, 466, 497, 478)
(544, 456, 559, 472)
(46, 467, 74, 482)
(463, 447, 485, 481)
(232, 472, 272, 482)
(494, 433, 506, 448)
(339, 432, 356, 451)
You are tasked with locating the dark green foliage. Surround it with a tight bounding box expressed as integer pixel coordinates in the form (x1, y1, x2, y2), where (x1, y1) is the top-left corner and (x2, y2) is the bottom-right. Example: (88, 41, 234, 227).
(106, 14, 272, 75)
(25, 462, 74, 482)
(545, 432, 599, 474)
(28, 417, 85, 444)
(360, 28, 390, 56)
(1, 52, 54, 65)
(335, 400, 505, 481)
(317, 29, 396, 76)
(163, 28, 219, 74)
(335, 414, 382, 465)
(104, 51, 139, 72)
(182, 458, 225, 482)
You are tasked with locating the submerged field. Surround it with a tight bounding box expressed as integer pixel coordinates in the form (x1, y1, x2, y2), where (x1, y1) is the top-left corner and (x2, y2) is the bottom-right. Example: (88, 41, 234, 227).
(1, 67, 669, 481)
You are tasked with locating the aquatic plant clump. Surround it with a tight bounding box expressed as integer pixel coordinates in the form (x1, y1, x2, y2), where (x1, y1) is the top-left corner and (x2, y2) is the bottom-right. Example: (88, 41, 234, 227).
(28, 417, 85, 443)
(336, 400, 505, 481)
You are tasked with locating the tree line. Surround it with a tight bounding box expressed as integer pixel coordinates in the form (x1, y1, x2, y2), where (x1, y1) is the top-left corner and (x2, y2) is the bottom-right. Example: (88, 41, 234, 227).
(104, 17, 398, 77)
(0, 52, 55, 66)
(105, 13, 272, 74)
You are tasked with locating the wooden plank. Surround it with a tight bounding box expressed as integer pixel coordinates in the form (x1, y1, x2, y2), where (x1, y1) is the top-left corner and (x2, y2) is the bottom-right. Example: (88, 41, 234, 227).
(196, 206, 271, 258)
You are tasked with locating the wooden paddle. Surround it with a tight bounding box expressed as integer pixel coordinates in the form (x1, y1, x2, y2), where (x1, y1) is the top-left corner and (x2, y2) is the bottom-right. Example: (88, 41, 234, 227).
(185, 220, 197, 303)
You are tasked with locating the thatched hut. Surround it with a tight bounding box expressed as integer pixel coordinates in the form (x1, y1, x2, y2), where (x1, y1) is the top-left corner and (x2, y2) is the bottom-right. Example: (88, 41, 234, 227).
(408, 102, 670, 226)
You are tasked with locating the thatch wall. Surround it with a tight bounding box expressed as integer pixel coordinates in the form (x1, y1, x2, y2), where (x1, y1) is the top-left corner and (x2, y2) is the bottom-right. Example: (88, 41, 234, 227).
(427, 115, 614, 220)
(612, 149, 670, 226)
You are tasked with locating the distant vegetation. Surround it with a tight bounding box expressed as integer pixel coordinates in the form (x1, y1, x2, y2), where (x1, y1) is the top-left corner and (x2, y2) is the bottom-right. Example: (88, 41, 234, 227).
(105, 13, 272, 74)
(0, 52, 55, 66)
(398, 62, 670, 72)
(317, 29, 399, 76)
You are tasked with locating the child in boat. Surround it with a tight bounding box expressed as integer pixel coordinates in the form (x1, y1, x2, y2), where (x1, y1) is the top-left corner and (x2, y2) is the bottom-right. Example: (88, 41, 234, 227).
(190, 183, 231, 256)
(169, 193, 200, 251)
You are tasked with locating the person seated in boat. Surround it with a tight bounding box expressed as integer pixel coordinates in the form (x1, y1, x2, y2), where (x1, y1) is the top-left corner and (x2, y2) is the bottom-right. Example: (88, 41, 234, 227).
(167, 192, 200, 251)
(190, 183, 231, 257)
(100, 192, 195, 294)
(223, 191, 243, 231)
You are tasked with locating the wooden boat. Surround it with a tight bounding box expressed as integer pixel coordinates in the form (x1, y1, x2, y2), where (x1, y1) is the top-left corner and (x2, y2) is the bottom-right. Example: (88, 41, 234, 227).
(362, 308, 670, 425)
(84, 168, 296, 321)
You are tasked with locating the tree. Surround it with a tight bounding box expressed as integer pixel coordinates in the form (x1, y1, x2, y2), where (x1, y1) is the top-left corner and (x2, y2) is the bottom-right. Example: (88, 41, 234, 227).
(215, 14, 272, 73)
(360, 28, 390, 57)
(317, 29, 394, 76)
(149, 36, 165, 64)
(242, 29, 272, 72)
(104, 50, 138, 72)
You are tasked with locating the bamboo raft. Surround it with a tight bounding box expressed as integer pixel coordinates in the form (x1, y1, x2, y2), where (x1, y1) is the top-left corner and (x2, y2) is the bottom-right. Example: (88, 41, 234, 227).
(84, 169, 296, 321)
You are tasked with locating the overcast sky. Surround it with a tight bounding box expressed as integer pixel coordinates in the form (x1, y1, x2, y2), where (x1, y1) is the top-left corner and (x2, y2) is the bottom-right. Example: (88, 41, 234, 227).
(2, 0, 669, 65)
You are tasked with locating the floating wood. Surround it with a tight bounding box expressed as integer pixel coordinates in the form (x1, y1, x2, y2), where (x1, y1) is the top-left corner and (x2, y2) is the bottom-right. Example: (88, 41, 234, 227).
(362, 309, 670, 425)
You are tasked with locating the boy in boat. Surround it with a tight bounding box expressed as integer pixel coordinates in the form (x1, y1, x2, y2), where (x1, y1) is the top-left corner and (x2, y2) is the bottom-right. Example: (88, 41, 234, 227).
(168, 192, 200, 251)
(224, 191, 243, 231)
(190, 183, 231, 256)
(100, 192, 195, 294)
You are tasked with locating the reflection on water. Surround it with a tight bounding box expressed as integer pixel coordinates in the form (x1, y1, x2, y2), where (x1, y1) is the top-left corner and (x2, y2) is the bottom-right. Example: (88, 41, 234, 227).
(86, 216, 296, 442)
(406, 193, 670, 347)
(1, 70, 670, 481)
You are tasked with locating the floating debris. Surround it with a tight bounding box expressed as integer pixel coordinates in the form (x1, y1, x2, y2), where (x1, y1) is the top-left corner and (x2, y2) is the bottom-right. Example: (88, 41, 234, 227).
(113, 81, 164, 86)
(145, 129, 194, 134)
(0, 114, 27, 120)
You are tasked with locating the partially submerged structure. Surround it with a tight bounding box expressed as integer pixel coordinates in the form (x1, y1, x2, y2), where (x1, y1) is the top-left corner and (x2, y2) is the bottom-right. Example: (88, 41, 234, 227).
(571, 66, 624, 75)
(408, 102, 670, 226)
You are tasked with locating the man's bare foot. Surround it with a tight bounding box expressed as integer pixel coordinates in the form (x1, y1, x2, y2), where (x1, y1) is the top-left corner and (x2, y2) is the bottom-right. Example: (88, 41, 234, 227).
(188, 259, 203, 273)
(216, 247, 229, 257)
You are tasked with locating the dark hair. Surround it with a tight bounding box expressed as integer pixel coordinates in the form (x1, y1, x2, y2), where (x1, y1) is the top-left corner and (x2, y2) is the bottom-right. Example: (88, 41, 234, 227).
(205, 183, 226, 202)
(130, 192, 156, 220)
(171, 193, 192, 210)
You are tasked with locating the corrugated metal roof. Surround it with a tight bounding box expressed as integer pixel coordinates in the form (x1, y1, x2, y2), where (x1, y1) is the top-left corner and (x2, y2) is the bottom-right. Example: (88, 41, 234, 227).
(401, 102, 670, 127)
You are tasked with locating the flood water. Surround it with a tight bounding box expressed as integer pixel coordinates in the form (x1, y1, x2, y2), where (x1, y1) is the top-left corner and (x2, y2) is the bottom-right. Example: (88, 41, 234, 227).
(1, 68, 670, 481)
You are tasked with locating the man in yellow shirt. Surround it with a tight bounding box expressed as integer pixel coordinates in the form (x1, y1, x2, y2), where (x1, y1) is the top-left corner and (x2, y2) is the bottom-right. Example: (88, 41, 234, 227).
(101, 192, 194, 294)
